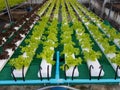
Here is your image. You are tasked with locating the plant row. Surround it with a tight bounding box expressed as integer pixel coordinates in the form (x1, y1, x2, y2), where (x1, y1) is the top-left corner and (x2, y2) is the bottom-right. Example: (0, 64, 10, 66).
(74, 0, 120, 48)
(0, 0, 25, 11)
(65, 0, 104, 77)
(60, 0, 82, 75)
(70, 0, 120, 70)
(0, 0, 51, 60)
(9, 0, 56, 76)
(36, 0, 60, 78)
(37, 0, 58, 66)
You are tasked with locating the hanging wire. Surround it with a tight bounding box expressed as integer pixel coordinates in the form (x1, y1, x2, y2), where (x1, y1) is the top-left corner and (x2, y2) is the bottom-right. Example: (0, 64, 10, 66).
(89, 65, 94, 80)
(115, 65, 120, 79)
(72, 65, 77, 80)
(64, 64, 69, 80)
(98, 65, 103, 80)
(22, 65, 25, 81)
(11, 67, 17, 81)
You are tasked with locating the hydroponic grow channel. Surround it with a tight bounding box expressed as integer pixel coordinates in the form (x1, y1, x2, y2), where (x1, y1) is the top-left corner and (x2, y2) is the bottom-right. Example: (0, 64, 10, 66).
(0, 0, 120, 85)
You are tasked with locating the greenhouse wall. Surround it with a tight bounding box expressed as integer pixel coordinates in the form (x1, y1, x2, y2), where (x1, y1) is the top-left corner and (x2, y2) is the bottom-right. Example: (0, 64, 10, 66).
(78, 0, 89, 3)
(90, 0, 120, 25)
(27, 0, 43, 4)
(104, 9, 120, 25)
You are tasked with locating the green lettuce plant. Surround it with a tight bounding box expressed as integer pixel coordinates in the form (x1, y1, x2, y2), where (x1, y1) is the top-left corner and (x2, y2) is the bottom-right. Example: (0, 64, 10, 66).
(61, 54, 82, 70)
(111, 52, 120, 66)
(43, 40, 58, 48)
(47, 32, 58, 42)
(37, 46, 55, 65)
(83, 50, 102, 61)
(61, 44, 80, 55)
(104, 45, 116, 54)
(9, 56, 31, 70)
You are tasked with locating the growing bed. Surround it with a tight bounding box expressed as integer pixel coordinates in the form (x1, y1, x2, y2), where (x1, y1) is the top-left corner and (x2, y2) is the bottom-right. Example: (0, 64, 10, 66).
(0, 0, 120, 85)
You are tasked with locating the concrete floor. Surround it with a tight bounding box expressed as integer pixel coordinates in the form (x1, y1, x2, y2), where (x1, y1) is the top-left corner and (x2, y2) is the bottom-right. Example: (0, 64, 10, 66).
(0, 85, 120, 90)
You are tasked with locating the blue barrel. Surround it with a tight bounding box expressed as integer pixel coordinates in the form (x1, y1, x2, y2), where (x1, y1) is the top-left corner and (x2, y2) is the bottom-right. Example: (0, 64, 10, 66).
(51, 87, 67, 90)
